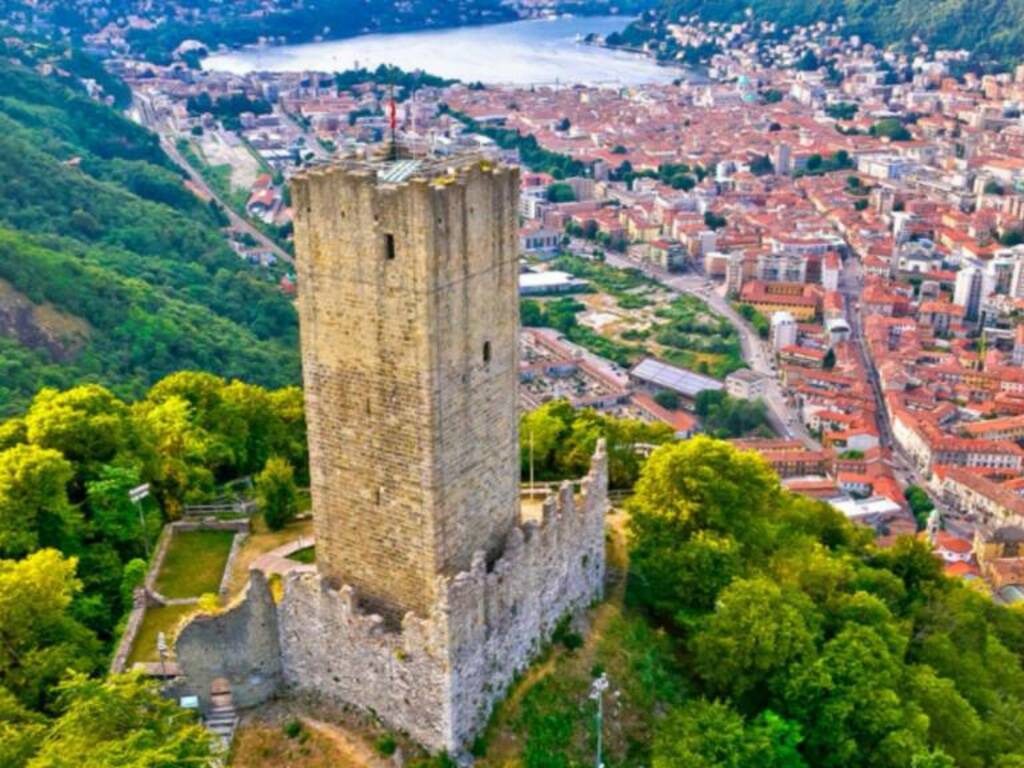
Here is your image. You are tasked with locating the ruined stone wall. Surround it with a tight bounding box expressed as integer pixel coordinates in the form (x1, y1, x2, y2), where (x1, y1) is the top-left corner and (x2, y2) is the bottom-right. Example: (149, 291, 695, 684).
(276, 441, 608, 752)
(292, 161, 521, 619)
(444, 441, 608, 747)
(174, 571, 282, 710)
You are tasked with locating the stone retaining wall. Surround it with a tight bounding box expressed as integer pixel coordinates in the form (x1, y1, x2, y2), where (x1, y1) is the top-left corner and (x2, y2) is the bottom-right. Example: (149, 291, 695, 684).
(111, 519, 250, 673)
(110, 588, 152, 674)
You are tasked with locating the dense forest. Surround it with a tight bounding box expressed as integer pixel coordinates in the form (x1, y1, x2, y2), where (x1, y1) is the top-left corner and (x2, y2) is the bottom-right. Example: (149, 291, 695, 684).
(625, 436, 1024, 767)
(489, 435, 1024, 767)
(652, 0, 1024, 64)
(0, 41, 300, 416)
(0, 372, 306, 765)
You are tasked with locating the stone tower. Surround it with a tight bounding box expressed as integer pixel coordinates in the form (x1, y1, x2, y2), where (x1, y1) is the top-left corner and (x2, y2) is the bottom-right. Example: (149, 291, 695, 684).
(173, 154, 608, 753)
(291, 156, 521, 619)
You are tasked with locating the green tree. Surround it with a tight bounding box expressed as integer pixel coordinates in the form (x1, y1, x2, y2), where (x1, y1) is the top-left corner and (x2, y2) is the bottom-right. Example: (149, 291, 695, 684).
(256, 456, 298, 531)
(654, 700, 807, 768)
(794, 625, 929, 766)
(826, 102, 858, 120)
(823, 348, 836, 370)
(630, 437, 782, 546)
(0, 686, 46, 766)
(547, 182, 576, 203)
(0, 444, 75, 557)
(24, 385, 131, 477)
(671, 174, 696, 190)
(871, 118, 912, 142)
(654, 390, 680, 410)
(904, 486, 934, 529)
(1001, 229, 1024, 247)
(704, 211, 727, 230)
(692, 577, 820, 703)
(0, 419, 26, 451)
(131, 395, 216, 517)
(628, 439, 783, 627)
(119, 558, 147, 610)
(84, 465, 148, 553)
(0, 550, 101, 712)
(653, 699, 750, 768)
(520, 400, 573, 478)
(749, 155, 774, 176)
(25, 672, 215, 767)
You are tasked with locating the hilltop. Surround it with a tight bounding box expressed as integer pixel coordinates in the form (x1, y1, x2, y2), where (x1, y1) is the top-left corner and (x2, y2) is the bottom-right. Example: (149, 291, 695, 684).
(651, 0, 1024, 64)
(0, 38, 300, 416)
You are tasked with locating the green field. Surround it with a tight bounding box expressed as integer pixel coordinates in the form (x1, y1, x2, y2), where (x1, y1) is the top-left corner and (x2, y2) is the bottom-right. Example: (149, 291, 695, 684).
(126, 603, 198, 666)
(153, 530, 236, 599)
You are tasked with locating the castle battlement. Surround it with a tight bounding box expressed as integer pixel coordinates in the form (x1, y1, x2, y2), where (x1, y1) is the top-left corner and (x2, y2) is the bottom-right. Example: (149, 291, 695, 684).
(175, 441, 607, 751)
(174, 155, 605, 754)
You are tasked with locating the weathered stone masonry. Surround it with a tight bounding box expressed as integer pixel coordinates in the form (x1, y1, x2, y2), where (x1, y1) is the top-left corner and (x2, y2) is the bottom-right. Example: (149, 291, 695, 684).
(174, 157, 607, 752)
(295, 158, 522, 621)
(279, 448, 607, 749)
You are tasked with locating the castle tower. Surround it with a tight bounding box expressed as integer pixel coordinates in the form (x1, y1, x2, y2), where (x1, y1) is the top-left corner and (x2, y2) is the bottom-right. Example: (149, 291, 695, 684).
(291, 156, 521, 619)
(175, 153, 608, 753)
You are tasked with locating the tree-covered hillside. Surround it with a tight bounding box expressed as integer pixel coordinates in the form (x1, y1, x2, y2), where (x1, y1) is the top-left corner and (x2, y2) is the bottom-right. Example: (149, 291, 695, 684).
(655, 0, 1024, 63)
(0, 43, 300, 416)
(0, 372, 306, 765)
(480, 436, 1024, 768)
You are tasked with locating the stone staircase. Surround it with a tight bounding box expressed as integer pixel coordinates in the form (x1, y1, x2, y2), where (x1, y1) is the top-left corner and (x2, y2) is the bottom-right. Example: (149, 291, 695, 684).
(206, 680, 238, 750)
(205, 702, 239, 749)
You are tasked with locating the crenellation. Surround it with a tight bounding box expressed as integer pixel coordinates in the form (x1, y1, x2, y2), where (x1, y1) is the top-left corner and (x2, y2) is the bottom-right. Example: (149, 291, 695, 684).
(173, 155, 606, 753)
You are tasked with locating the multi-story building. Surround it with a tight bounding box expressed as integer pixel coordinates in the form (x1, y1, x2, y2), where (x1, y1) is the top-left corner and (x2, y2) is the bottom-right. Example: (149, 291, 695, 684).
(771, 310, 799, 351)
(954, 262, 995, 322)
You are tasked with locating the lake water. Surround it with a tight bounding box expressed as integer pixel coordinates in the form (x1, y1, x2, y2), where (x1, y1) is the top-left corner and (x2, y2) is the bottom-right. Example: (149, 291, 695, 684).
(202, 16, 682, 86)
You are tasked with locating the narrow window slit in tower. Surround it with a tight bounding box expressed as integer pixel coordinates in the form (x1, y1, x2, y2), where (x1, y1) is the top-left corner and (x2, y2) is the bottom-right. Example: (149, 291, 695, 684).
(483, 340, 492, 364)
(384, 233, 396, 260)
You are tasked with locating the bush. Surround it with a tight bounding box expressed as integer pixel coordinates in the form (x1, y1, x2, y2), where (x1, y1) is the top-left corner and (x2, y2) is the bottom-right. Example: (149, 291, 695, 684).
(375, 734, 397, 756)
(256, 457, 298, 531)
(283, 719, 303, 739)
(654, 390, 680, 410)
(552, 614, 584, 651)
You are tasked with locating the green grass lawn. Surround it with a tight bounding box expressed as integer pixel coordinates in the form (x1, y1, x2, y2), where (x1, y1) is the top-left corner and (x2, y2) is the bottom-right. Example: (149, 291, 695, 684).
(154, 530, 236, 599)
(288, 545, 315, 564)
(127, 603, 198, 666)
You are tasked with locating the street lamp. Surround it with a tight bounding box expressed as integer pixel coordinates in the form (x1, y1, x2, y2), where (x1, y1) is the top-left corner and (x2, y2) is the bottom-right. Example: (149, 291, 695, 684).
(590, 673, 609, 768)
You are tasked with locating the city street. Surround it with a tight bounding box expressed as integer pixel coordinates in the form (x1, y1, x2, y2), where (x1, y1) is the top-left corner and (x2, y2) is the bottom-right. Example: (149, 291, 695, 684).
(590, 244, 819, 448)
(131, 94, 294, 265)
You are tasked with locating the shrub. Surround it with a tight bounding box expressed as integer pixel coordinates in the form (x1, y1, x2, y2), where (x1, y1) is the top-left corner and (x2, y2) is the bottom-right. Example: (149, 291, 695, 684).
(256, 457, 298, 531)
(375, 734, 397, 756)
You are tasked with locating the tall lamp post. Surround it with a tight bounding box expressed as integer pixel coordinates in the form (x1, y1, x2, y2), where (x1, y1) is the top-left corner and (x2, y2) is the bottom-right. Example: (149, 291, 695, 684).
(590, 672, 609, 768)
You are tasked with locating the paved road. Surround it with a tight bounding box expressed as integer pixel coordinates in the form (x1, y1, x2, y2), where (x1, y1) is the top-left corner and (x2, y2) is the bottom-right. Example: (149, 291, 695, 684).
(279, 107, 331, 162)
(132, 94, 293, 265)
(840, 255, 942, 507)
(585, 244, 818, 448)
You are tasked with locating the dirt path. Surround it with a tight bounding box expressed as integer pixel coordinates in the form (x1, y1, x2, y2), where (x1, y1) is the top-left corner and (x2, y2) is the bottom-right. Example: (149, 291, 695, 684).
(300, 718, 391, 768)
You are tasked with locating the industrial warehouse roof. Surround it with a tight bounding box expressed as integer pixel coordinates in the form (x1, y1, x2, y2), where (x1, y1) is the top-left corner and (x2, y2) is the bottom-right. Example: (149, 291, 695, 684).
(518, 271, 589, 294)
(629, 358, 723, 398)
